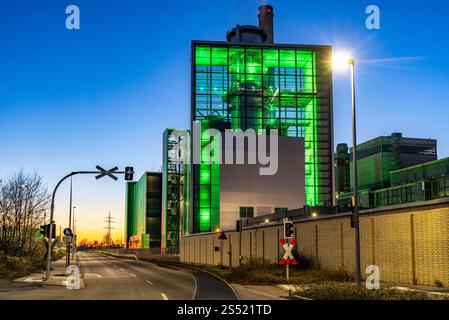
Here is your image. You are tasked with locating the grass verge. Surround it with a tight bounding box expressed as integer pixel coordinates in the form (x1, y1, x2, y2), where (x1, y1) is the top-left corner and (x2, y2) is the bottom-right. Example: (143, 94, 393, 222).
(0, 249, 66, 279)
(196, 261, 448, 300)
(291, 282, 449, 300)
(201, 261, 352, 286)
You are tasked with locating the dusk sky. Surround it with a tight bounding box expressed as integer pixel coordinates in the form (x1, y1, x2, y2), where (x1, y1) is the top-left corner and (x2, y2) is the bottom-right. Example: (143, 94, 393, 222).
(1, 0, 448, 241)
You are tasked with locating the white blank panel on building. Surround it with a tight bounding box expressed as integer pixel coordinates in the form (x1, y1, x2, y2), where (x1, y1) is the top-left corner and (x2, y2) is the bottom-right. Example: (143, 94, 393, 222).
(219, 136, 305, 230)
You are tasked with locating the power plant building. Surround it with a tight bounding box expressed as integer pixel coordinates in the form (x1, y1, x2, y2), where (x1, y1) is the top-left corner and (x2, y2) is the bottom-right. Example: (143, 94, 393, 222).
(190, 5, 334, 233)
(336, 133, 441, 208)
(124, 5, 449, 253)
(125, 172, 162, 248)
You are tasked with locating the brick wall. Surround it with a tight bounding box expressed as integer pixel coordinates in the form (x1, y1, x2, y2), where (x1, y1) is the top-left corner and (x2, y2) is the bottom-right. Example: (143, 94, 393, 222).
(180, 199, 449, 287)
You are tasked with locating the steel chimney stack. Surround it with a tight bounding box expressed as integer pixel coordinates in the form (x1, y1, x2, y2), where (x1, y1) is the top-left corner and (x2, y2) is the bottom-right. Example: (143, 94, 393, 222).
(258, 5, 274, 44)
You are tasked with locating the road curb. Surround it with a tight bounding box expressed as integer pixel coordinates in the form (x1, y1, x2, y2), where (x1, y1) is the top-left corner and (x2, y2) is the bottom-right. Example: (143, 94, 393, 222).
(97, 251, 137, 261)
(13, 255, 84, 289)
(156, 261, 241, 300)
(275, 284, 314, 300)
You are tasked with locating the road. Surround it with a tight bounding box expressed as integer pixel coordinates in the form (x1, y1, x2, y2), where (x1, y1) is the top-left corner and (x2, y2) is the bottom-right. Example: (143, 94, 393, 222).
(0, 252, 239, 300)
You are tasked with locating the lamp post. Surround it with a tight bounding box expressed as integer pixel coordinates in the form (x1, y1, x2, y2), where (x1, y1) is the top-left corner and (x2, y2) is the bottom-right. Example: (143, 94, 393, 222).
(72, 206, 77, 260)
(333, 53, 362, 286)
(67, 177, 73, 267)
(349, 58, 362, 287)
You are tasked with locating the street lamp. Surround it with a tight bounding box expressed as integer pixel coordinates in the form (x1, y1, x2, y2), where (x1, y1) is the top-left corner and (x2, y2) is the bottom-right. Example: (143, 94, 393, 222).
(332, 51, 362, 287)
(72, 206, 77, 234)
(72, 206, 77, 260)
(67, 176, 73, 267)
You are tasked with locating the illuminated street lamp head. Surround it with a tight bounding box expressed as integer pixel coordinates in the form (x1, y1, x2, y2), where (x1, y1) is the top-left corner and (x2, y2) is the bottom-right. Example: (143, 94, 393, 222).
(332, 51, 355, 70)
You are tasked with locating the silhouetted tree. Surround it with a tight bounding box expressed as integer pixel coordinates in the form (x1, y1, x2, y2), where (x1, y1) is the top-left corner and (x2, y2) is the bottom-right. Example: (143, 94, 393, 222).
(0, 170, 49, 257)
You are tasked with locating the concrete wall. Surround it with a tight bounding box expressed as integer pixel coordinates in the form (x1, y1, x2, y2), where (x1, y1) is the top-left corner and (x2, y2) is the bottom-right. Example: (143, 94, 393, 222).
(219, 136, 305, 230)
(180, 199, 449, 287)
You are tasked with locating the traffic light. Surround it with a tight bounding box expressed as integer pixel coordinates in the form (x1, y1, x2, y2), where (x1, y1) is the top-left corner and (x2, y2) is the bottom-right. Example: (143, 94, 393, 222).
(284, 220, 294, 239)
(125, 167, 134, 181)
(39, 224, 56, 238)
(40, 225, 48, 237)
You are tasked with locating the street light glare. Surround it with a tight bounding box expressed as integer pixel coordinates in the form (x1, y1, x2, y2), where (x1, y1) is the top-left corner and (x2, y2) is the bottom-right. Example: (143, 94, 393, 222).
(332, 51, 353, 70)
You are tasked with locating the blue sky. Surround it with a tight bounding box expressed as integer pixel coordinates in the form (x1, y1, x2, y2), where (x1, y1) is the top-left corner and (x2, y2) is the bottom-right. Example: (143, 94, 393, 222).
(1, 0, 448, 241)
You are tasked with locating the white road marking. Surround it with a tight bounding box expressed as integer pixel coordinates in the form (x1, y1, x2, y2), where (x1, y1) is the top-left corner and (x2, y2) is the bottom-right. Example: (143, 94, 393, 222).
(129, 273, 136, 277)
(23, 278, 43, 283)
(85, 273, 102, 279)
(95, 275, 136, 279)
(161, 293, 168, 300)
(188, 272, 198, 300)
(120, 268, 124, 271)
(146, 280, 153, 285)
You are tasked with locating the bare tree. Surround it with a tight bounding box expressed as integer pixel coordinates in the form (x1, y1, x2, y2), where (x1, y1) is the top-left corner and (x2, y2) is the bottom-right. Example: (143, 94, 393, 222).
(0, 170, 49, 257)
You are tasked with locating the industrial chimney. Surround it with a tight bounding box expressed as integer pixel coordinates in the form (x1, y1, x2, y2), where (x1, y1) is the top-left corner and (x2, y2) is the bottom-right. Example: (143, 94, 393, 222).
(258, 5, 274, 44)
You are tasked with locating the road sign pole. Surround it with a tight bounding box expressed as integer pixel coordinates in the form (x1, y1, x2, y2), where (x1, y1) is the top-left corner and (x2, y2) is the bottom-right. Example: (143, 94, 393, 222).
(286, 264, 289, 281)
(220, 239, 223, 267)
(238, 220, 242, 266)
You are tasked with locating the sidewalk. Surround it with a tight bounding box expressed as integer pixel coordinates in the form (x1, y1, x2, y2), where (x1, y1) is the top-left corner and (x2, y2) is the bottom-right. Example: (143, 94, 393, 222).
(14, 255, 84, 288)
(274, 283, 449, 300)
(391, 285, 449, 297)
(230, 284, 290, 300)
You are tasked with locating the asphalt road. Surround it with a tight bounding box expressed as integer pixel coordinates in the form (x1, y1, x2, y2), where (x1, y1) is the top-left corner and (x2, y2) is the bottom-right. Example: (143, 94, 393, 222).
(0, 252, 238, 300)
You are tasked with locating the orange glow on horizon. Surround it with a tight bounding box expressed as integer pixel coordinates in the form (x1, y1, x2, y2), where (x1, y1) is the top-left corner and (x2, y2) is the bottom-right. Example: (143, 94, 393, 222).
(76, 228, 124, 244)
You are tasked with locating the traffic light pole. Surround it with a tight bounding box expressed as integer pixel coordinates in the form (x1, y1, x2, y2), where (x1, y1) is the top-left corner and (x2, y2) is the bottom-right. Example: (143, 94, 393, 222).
(282, 219, 294, 281)
(44, 167, 133, 281)
(67, 177, 72, 267)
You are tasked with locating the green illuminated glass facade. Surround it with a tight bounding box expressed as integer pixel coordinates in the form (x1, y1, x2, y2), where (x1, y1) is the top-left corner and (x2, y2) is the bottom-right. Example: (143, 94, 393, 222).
(191, 41, 334, 233)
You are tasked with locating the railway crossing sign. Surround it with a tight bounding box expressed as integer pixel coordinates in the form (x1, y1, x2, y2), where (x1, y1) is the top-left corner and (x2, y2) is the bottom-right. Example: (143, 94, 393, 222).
(280, 237, 298, 281)
(95, 166, 119, 181)
(279, 238, 298, 265)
